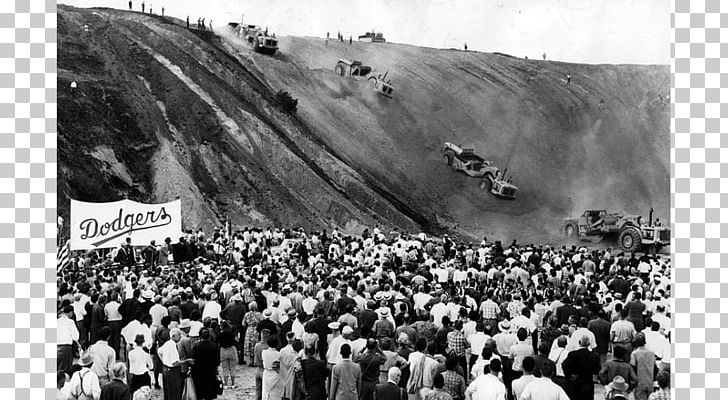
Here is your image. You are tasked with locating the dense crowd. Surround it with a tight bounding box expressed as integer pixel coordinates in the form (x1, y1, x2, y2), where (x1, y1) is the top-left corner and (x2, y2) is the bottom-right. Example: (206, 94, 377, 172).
(56, 225, 672, 400)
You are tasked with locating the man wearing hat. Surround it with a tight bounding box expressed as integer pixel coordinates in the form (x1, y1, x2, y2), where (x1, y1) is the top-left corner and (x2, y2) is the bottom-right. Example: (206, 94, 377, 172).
(326, 322, 347, 365)
(66, 352, 101, 400)
(176, 319, 194, 376)
(493, 320, 517, 358)
(128, 333, 154, 393)
(258, 308, 279, 337)
(373, 308, 395, 340)
(604, 376, 630, 399)
(281, 308, 297, 339)
(279, 331, 298, 399)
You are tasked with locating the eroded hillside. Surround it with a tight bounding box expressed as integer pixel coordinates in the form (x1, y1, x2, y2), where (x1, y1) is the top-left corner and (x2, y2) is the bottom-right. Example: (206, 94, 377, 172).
(58, 6, 670, 243)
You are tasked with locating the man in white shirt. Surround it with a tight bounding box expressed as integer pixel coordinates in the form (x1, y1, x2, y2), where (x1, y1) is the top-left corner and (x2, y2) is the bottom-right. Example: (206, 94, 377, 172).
(202, 291, 222, 321)
(88, 326, 116, 387)
(645, 321, 671, 370)
(157, 328, 192, 400)
(122, 316, 153, 352)
(430, 296, 449, 328)
(511, 356, 537, 400)
(73, 292, 89, 348)
(128, 333, 154, 393)
(58, 305, 79, 374)
(104, 293, 123, 358)
(519, 361, 569, 400)
(465, 358, 506, 400)
(65, 353, 101, 400)
(149, 295, 168, 330)
(467, 322, 490, 370)
(413, 286, 433, 314)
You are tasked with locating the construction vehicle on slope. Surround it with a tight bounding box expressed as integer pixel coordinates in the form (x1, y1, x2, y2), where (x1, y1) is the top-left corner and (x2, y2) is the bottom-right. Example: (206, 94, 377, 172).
(228, 22, 278, 55)
(334, 59, 394, 99)
(442, 142, 518, 199)
(563, 209, 670, 252)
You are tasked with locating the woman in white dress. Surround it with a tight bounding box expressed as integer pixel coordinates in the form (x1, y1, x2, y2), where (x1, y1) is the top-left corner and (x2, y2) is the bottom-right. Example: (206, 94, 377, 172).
(261, 336, 283, 400)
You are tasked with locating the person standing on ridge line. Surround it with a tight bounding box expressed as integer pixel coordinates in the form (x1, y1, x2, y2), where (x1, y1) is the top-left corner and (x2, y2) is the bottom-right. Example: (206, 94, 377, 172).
(349, 35, 352, 44)
(161, 7, 164, 16)
(566, 72, 572, 85)
(141, 1, 145, 13)
(186, 16, 189, 29)
(542, 52, 547, 60)
(464, 42, 468, 51)
(128, 1, 132, 11)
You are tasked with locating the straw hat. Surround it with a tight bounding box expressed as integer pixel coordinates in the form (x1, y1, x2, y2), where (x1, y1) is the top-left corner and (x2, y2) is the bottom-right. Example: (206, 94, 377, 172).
(608, 375, 629, 392)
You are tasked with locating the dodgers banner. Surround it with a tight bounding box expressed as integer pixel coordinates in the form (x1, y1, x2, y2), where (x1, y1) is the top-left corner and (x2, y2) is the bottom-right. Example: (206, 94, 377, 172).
(70, 199, 182, 250)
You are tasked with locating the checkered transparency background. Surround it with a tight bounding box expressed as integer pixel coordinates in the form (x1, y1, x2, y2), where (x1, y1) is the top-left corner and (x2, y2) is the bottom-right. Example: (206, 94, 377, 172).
(672, 0, 728, 397)
(0, 0, 717, 398)
(2, 0, 57, 398)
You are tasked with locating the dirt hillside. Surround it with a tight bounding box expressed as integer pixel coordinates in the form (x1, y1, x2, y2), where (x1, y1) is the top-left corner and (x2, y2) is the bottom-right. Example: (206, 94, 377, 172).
(58, 6, 670, 243)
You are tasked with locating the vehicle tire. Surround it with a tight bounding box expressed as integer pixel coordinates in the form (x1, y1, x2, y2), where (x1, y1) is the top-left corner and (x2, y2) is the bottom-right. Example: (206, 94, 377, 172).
(564, 223, 577, 237)
(335, 64, 345, 76)
(619, 226, 642, 252)
(443, 153, 453, 166)
(480, 177, 492, 192)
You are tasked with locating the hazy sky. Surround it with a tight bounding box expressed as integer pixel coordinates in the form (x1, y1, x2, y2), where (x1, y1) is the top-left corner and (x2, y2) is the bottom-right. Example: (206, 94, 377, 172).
(61, 0, 670, 65)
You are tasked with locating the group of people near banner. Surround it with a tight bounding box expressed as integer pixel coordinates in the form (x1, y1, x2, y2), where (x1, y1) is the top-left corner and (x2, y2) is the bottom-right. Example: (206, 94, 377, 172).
(57, 224, 672, 400)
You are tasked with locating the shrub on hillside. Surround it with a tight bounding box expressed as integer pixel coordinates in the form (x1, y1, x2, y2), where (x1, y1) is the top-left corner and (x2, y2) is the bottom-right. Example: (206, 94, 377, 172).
(276, 90, 298, 113)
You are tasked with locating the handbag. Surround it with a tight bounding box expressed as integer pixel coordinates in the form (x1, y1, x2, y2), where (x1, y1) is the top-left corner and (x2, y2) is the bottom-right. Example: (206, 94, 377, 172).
(182, 374, 198, 400)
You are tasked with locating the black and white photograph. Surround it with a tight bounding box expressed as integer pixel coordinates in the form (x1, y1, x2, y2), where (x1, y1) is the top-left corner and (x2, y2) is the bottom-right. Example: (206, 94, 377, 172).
(55, 1, 672, 400)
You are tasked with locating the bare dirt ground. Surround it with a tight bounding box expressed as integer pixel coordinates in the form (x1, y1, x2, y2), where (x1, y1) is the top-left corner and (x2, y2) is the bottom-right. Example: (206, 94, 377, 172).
(148, 364, 257, 400)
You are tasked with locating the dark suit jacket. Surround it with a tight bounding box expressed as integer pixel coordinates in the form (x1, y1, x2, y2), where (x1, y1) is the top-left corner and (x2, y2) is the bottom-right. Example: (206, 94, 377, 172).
(373, 381, 406, 400)
(562, 347, 601, 384)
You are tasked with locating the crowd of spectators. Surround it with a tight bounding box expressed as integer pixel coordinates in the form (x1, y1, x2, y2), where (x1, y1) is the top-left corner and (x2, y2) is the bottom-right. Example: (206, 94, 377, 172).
(57, 225, 672, 400)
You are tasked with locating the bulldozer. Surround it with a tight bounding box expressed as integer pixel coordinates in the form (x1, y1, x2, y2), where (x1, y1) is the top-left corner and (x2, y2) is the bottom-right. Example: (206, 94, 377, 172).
(442, 142, 518, 199)
(334, 59, 372, 77)
(334, 59, 394, 99)
(368, 71, 394, 98)
(563, 209, 670, 252)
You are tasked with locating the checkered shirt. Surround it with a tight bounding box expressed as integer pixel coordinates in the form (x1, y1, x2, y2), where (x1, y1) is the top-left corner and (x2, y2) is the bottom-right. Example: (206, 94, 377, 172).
(446, 330, 468, 357)
(441, 370, 465, 400)
(480, 299, 500, 320)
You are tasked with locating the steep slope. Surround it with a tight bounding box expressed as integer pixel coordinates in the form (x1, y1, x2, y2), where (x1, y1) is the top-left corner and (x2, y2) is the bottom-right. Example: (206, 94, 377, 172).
(238, 36, 670, 242)
(58, 6, 670, 243)
(58, 6, 422, 234)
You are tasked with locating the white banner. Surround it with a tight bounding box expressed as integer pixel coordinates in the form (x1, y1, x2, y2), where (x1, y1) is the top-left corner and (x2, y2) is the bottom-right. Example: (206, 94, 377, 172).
(70, 199, 182, 250)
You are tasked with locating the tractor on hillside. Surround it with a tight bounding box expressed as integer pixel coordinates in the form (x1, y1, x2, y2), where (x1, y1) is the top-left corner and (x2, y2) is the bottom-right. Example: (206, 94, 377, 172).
(228, 22, 278, 55)
(442, 142, 518, 199)
(335, 59, 373, 77)
(334, 59, 394, 99)
(369, 71, 394, 98)
(563, 209, 670, 252)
